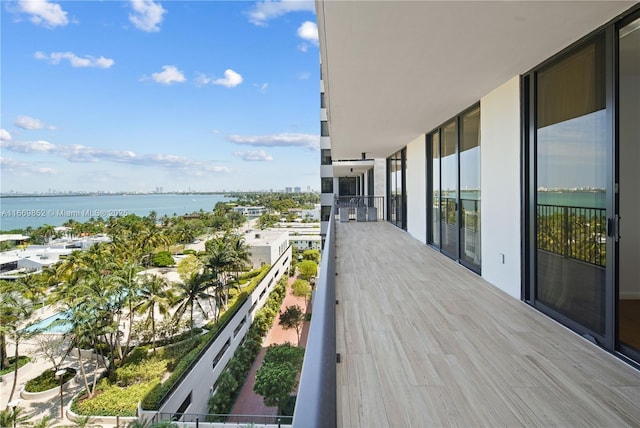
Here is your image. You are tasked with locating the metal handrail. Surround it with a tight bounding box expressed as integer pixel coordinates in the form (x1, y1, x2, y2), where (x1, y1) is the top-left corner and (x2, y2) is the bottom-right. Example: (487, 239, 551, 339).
(537, 203, 606, 266)
(293, 204, 337, 427)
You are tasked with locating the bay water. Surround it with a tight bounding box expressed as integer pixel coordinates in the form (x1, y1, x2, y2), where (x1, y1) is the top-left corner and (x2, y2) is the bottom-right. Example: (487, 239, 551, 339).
(0, 193, 234, 231)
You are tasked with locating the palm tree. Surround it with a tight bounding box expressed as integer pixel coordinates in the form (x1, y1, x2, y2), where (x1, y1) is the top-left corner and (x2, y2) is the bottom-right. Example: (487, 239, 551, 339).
(40, 224, 57, 243)
(228, 233, 251, 281)
(111, 263, 142, 363)
(63, 414, 103, 428)
(135, 274, 174, 352)
(172, 271, 213, 335)
(0, 280, 35, 404)
(202, 237, 234, 309)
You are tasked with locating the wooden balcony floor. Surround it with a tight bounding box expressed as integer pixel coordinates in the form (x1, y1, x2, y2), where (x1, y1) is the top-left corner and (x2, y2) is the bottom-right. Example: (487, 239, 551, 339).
(335, 221, 640, 427)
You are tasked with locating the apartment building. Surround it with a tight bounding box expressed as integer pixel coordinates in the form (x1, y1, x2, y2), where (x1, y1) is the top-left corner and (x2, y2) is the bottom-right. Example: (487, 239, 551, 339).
(303, 1, 640, 426)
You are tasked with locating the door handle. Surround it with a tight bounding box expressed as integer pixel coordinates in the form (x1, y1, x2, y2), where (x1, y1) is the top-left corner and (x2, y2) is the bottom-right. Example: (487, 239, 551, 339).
(607, 215, 621, 241)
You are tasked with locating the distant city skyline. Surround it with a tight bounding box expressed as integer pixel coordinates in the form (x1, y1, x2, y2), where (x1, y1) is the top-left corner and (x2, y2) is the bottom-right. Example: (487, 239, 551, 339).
(1, 0, 320, 193)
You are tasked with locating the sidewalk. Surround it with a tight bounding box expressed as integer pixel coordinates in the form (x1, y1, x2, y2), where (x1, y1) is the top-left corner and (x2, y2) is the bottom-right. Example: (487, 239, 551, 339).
(1, 304, 106, 427)
(229, 274, 311, 419)
(1, 340, 104, 427)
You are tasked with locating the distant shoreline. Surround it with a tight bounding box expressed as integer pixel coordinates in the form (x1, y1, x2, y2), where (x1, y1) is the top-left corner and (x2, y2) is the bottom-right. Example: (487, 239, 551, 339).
(0, 192, 229, 199)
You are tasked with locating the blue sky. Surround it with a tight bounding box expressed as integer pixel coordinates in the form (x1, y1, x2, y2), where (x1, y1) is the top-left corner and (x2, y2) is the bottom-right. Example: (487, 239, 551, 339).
(1, 0, 319, 194)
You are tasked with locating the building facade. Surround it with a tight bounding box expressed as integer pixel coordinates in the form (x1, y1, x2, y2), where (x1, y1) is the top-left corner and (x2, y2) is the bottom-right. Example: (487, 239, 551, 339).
(317, 0, 640, 367)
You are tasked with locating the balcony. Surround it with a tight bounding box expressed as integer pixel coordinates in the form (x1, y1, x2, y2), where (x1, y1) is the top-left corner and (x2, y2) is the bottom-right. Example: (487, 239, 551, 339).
(295, 216, 640, 427)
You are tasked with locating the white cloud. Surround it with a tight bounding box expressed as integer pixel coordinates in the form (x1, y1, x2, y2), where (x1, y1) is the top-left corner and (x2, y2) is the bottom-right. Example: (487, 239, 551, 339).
(1, 139, 56, 153)
(0, 157, 58, 175)
(129, 0, 166, 32)
(15, 115, 56, 130)
(253, 83, 269, 93)
(227, 133, 319, 150)
(298, 72, 311, 80)
(213, 69, 243, 88)
(247, 0, 315, 26)
(232, 150, 273, 162)
(0, 139, 231, 174)
(150, 65, 186, 85)
(17, 0, 68, 28)
(35, 51, 115, 68)
(0, 129, 12, 141)
(195, 72, 212, 87)
(297, 21, 318, 44)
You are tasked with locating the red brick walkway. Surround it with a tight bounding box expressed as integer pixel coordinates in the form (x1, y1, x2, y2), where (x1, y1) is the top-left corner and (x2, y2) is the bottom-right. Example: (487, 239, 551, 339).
(229, 275, 311, 420)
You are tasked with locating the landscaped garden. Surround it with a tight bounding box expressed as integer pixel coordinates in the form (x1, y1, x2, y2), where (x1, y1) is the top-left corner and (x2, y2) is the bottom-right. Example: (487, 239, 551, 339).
(1, 196, 320, 423)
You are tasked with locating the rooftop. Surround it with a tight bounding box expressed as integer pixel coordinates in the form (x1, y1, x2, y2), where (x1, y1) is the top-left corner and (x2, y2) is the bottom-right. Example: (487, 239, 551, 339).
(242, 229, 288, 246)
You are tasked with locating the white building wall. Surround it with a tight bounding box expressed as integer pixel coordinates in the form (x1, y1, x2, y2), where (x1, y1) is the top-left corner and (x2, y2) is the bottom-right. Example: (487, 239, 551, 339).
(406, 135, 427, 244)
(480, 76, 522, 298)
(144, 248, 292, 420)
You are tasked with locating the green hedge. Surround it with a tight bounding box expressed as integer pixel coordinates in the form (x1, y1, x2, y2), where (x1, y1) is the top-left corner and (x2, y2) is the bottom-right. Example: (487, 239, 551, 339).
(71, 340, 197, 416)
(207, 276, 288, 419)
(72, 379, 158, 417)
(25, 367, 76, 393)
(0, 356, 30, 376)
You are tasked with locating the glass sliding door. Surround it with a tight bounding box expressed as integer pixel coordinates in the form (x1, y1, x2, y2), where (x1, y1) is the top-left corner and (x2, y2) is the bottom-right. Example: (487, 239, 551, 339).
(534, 35, 608, 336)
(617, 16, 640, 357)
(387, 148, 406, 230)
(428, 132, 441, 247)
(460, 107, 481, 270)
(427, 105, 481, 273)
(524, 9, 640, 365)
(440, 121, 458, 258)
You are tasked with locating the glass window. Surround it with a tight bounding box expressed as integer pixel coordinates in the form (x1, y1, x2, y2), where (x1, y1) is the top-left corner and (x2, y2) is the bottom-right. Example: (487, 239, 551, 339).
(427, 105, 480, 272)
(535, 36, 606, 334)
(387, 148, 406, 230)
(338, 177, 357, 196)
(320, 92, 326, 109)
(440, 120, 458, 257)
(618, 16, 640, 354)
(321, 205, 332, 222)
(460, 107, 481, 270)
(321, 177, 333, 193)
(321, 149, 332, 165)
(321, 121, 329, 137)
(429, 131, 440, 246)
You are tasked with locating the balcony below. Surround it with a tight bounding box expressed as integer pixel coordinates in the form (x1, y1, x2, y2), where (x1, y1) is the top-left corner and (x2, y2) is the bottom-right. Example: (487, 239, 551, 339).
(334, 221, 640, 427)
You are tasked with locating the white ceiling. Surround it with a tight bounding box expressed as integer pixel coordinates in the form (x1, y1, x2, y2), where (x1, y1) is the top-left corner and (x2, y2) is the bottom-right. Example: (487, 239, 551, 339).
(317, 1, 638, 160)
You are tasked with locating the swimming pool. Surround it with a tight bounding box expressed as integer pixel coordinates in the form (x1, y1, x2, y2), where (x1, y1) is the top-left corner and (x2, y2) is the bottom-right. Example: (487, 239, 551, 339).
(24, 312, 72, 334)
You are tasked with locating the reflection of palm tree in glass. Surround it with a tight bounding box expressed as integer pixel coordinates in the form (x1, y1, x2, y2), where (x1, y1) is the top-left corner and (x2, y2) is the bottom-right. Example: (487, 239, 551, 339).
(537, 205, 606, 266)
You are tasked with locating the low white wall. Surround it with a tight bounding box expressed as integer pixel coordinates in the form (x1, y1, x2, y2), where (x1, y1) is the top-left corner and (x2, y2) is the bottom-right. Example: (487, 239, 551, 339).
(67, 407, 137, 427)
(406, 135, 427, 244)
(140, 246, 292, 420)
(20, 376, 73, 401)
(480, 76, 522, 298)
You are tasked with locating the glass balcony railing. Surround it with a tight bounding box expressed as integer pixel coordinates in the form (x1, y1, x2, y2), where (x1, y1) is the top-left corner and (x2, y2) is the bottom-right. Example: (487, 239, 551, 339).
(335, 195, 384, 221)
(293, 204, 337, 428)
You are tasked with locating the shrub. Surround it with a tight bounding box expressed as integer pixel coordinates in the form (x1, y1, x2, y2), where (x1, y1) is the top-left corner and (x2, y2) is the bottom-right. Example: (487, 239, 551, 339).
(24, 367, 76, 393)
(72, 379, 158, 417)
(0, 356, 30, 376)
(152, 251, 174, 267)
(263, 343, 305, 368)
(297, 260, 317, 280)
(206, 276, 289, 417)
